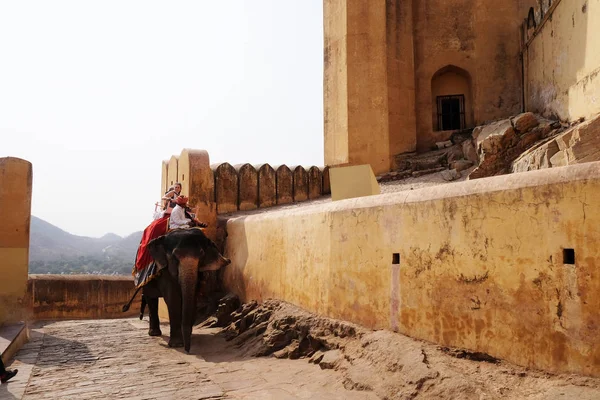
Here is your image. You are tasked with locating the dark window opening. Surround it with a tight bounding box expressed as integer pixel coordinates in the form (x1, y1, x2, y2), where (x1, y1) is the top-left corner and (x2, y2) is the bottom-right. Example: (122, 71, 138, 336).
(437, 94, 465, 131)
(563, 248, 575, 265)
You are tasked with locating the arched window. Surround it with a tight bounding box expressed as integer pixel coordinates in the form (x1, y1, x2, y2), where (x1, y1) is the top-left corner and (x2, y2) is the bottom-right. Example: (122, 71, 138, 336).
(431, 65, 473, 132)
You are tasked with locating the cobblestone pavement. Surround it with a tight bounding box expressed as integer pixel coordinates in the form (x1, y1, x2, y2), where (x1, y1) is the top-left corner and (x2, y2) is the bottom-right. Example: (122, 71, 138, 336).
(1, 319, 378, 400)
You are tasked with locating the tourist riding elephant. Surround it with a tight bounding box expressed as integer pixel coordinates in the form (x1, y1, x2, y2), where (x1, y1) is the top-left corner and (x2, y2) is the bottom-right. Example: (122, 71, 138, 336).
(143, 228, 230, 353)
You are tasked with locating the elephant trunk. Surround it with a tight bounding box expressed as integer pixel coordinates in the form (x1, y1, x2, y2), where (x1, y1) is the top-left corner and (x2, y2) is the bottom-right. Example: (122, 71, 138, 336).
(178, 256, 199, 353)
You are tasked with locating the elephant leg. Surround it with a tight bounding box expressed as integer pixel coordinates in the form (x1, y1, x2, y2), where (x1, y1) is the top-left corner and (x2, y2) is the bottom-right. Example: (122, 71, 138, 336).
(158, 275, 184, 348)
(146, 296, 162, 337)
(142, 284, 162, 336)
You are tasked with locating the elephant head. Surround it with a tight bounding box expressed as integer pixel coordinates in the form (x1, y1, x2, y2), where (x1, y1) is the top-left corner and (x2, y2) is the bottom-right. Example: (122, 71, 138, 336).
(148, 228, 230, 352)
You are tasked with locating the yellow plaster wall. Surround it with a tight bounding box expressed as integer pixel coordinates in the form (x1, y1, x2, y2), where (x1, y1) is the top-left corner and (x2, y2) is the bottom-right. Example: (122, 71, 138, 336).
(167, 156, 179, 189)
(178, 149, 217, 241)
(386, 0, 418, 158)
(224, 162, 600, 377)
(323, 0, 349, 167)
(525, 0, 600, 121)
(161, 160, 169, 197)
(0, 157, 32, 325)
(413, 0, 523, 152)
(324, 0, 524, 168)
(324, 1, 409, 175)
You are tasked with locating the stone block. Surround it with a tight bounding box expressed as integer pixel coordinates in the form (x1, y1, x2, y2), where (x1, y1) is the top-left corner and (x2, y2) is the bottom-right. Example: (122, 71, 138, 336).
(446, 144, 464, 162)
(476, 119, 515, 155)
(517, 129, 543, 149)
(512, 112, 539, 133)
(436, 140, 453, 150)
(441, 169, 461, 181)
(308, 166, 323, 199)
(511, 139, 559, 173)
(549, 150, 568, 167)
(449, 160, 474, 172)
(565, 115, 600, 164)
(462, 139, 478, 164)
(322, 166, 331, 195)
(275, 165, 293, 205)
(236, 163, 258, 211)
(292, 166, 308, 202)
(330, 165, 380, 201)
(471, 126, 483, 141)
(256, 164, 276, 208)
(213, 162, 238, 214)
(319, 350, 342, 370)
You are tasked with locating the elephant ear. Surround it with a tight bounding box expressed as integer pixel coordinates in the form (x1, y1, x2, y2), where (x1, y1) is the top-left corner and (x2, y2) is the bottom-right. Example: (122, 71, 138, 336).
(148, 236, 168, 270)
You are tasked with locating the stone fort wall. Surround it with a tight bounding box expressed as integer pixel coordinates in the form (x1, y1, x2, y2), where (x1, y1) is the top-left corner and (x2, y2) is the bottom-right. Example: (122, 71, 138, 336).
(522, 0, 600, 121)
(160, 149, 331, 218)
(0, 157, 32, 326)
(223, 161, 600, 377)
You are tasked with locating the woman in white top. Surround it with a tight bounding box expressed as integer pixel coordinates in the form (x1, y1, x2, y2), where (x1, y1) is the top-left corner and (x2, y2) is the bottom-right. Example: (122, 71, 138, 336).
(162, 182, 182, 210)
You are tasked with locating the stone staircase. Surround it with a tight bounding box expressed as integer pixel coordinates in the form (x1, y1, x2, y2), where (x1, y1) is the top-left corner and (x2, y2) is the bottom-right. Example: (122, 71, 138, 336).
(377, 129, 476, 183)
(0, 322, 29, 365)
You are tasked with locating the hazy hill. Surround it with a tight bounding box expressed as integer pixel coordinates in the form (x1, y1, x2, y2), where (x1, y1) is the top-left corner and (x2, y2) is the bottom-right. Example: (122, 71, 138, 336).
(29, 216, 142, 275)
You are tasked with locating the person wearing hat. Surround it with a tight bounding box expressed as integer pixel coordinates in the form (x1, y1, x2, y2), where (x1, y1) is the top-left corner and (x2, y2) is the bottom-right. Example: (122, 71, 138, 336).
(0, 354, 18, 384)
(169, 195, 208, 230)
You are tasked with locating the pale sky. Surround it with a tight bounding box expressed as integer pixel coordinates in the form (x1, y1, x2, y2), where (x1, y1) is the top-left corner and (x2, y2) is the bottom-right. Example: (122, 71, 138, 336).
(0, 1, 324, 238)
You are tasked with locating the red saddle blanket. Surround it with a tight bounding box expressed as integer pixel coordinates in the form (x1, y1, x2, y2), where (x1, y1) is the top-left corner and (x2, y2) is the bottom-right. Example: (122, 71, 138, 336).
(134, 216, 169, 272)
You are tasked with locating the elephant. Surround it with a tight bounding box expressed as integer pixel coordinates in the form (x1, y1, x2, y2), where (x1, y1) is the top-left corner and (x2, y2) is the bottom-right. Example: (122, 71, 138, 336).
(142, 227, 231, 353)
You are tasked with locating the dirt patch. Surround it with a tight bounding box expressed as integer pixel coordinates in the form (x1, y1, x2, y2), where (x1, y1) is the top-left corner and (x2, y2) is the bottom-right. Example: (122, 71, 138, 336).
(202, 298, 600, 400)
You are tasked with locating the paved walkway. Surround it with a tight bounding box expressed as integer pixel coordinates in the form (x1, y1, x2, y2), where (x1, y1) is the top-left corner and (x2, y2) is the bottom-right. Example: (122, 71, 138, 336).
(1, 319, 378, 400)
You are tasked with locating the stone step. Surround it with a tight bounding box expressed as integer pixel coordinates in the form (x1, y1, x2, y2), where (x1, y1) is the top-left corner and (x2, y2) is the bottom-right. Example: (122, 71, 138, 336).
(0, 322, 29, 364)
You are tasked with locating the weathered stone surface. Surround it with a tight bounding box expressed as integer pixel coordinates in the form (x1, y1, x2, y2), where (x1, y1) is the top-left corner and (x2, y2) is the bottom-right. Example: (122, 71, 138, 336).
(308, 166, 323, 199)
(412, 166, 445, 177)
(9, 318, 377, 400)
(441, 169, 461, 181)
(292, 166, 308, 202)
(319, 350, 342, 370)
(236, 163, 258, 211)
(213, 162, 238, 214)
(511, 114, 600, 172)
(475, 119, 515, 155)
(256, 163, 276, 208)
(469, 114, 563, 179)
(26, 275, 141, 321)
(471, 125, 484, 141)
(436, 140, 453, 150)
(511, 138, 559, 173)
(446, 144, 464, 162)
(449, 160, 474, 172)
(462, 139, 478, 164)
(275, 165, 293, 205)
(511, 112, 539, 133)
(450, 129, 474, 145)
(557, 115, 600, 164)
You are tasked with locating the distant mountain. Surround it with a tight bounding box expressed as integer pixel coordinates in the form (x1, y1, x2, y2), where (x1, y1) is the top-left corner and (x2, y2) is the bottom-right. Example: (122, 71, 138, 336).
(29, 216, 143, 275)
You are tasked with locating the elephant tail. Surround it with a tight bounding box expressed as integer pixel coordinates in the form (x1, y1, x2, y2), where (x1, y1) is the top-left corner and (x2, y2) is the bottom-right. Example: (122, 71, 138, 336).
(122, 285, 143, 312)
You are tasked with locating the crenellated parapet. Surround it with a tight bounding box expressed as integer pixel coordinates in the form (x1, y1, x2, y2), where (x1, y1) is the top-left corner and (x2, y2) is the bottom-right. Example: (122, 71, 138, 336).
(161, 149, 330, 217)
